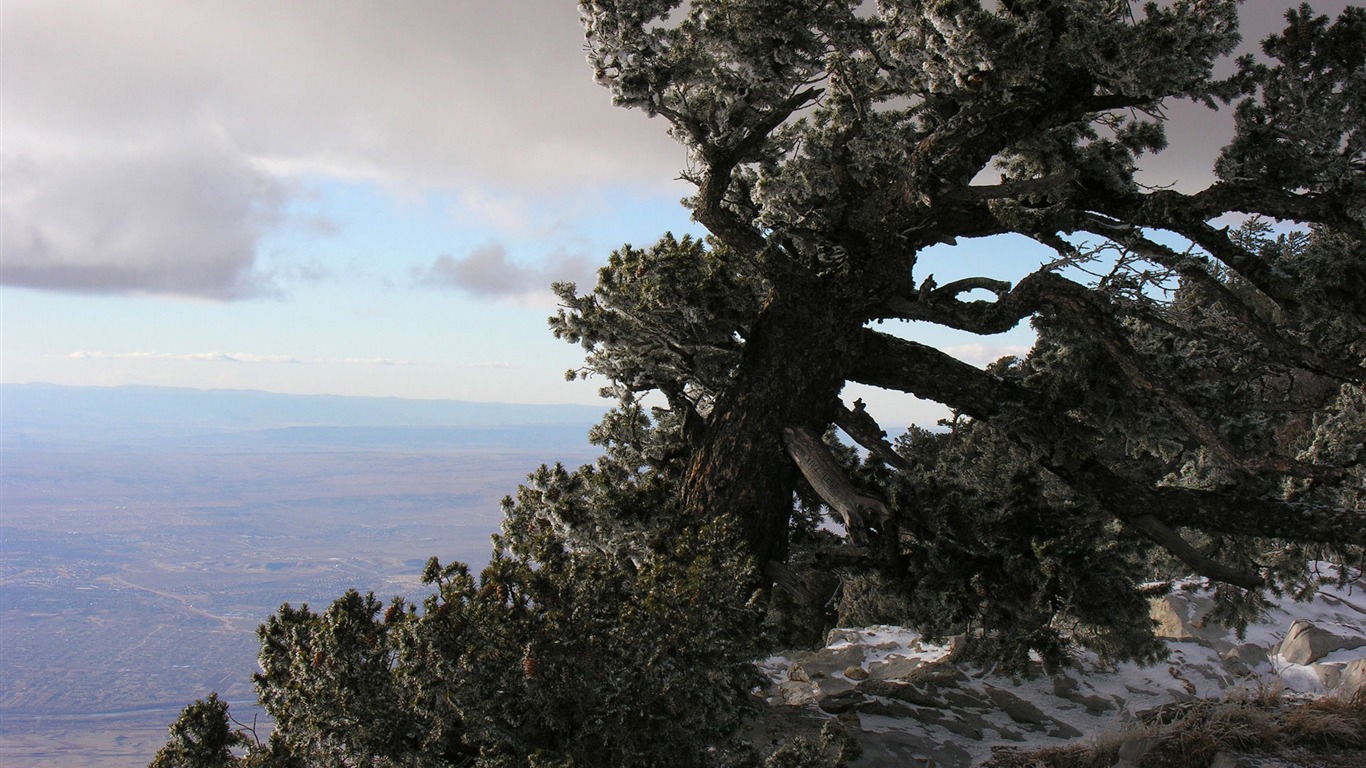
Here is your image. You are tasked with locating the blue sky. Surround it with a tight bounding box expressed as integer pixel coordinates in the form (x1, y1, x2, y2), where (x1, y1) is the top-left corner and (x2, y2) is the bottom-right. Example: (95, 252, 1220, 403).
(1, 0, 1337, 432)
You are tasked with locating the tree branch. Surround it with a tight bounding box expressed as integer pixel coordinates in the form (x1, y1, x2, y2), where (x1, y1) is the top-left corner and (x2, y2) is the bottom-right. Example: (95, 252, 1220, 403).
(1150, 488, 1366, 548)
(833, 399, 913, 473)
(850, 329, 1016, 418)
(783, 425, 891, 546)
(1120, 231, 1365, 384)
(883, 267, 1342, 479)
(846, 328, 1348, 572)
(880, 270, 1059, 333)
(1090, 184, 1364, 314)
(1125, 515, 1263, 590)
(950, 168, 1080, 201)
(691, 86, 823, 255)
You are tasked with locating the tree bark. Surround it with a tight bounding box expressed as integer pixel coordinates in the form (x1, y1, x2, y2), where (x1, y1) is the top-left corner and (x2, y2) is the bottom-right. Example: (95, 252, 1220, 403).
(681, 287, 860, 569)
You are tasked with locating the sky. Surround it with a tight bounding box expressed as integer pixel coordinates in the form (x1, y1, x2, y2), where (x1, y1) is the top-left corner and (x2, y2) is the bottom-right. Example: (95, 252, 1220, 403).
(1, 0, 1346, 431)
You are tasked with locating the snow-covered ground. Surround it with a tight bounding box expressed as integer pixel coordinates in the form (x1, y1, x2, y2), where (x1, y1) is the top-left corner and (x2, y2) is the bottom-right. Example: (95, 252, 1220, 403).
(756, 573, 1366, 767)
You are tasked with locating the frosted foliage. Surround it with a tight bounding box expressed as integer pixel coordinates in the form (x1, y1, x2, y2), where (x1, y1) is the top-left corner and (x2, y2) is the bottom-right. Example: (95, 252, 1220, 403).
(568, 0, 1365, 666)
(1217, 6, 1365, 218)
(582, 0, 1242, 265)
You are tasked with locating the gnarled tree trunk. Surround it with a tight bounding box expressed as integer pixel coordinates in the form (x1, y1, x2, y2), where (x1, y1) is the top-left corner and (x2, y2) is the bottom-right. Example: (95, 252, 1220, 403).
(681, 286, 861, 570)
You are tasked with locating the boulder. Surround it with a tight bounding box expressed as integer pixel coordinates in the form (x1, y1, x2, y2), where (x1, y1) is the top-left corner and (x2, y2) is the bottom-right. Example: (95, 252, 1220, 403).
(1222, 643, 1268, 667)
(777, 680, 819, 707)
(1280, 619, 1366, 666)
(867, 656, 925, 681)
(1340, 658, 1366, 697)
(1313, 662, 1344, 690)
(1149, 591, 1228, 648)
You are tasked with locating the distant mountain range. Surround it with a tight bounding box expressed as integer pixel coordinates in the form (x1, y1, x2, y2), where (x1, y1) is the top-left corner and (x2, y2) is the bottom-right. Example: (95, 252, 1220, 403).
(1, 383, 606, 450)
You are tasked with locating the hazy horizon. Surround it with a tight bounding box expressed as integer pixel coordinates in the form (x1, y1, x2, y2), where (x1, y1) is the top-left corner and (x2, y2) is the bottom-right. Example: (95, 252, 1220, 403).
(1, 383, 603, 767)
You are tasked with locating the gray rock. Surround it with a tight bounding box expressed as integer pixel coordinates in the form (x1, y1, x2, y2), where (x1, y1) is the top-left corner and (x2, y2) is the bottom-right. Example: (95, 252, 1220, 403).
(788, 646, 867, 684)
(1223, 643, 1269, 667)
(1281, 619, 1366, 665)
(938, 712, 985, 740)
(813, 674, 858, 698)
(853, 699, 925, 720)
(867, 656, 924, 681)
(817, 689, 865, 715)
(849, 728, 973, 768)
(825, 628, 866, 646)
(858, 679, 948, 709)
(1050, 677, 1115, 714)
(1207, 751, 1258, 768)
(983, 686, 1051, 725)
(941, 687, 992, 712)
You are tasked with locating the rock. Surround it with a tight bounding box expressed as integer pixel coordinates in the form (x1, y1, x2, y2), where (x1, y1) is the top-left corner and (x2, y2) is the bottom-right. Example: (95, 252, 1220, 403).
(982, 686, 1051, 725)
(1150, 591, 1216, 642)
(813, 675, 858, 698)
(859, 679, 948, 709)
(938, 712, 985, 740)
(788, 646, 866, 684)
(867, 656, 924, 681)
(849, 728, 973, 768)
(852, 698, 921, 720)
(898, 660, 970, 688)
(778, 680, 819, 707)
(1339, 658, 1366, 697)
(1223, 643, 1268, 667)
(1208, 751, 1257, 768)
(1113, 735, 1160, 767)
(817, 689, 864, 715)
(1050, 674, 1115, 714)
(941, 688, 992, 712)
(1280, 619, 1366, 665)
(826, 628, 865, 646)
(1314, 662, 1344, 690)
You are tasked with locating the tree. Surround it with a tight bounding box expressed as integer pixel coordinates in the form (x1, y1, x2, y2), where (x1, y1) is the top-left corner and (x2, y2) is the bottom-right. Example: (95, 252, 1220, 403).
(150, 693, 251, 768)
(157, 2, 1365, 764)
(155, 415, 791, 767)
(561, 0, 1365, 654)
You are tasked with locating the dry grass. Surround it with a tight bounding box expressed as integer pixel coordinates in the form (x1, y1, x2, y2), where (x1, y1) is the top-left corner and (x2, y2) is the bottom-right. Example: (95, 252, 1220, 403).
(982, 687, 1366, 768)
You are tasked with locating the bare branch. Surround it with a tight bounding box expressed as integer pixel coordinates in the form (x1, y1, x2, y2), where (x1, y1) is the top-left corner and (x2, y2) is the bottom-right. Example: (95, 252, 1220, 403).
(834, 399, 913, 473)
(783, 425, 890, 545)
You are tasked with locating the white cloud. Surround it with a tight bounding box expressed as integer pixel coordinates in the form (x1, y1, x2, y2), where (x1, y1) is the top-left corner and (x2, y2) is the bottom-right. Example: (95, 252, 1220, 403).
(5, 0, 1342, 301)
(1, 1, 680, 299)
(2, 139, 286, 299)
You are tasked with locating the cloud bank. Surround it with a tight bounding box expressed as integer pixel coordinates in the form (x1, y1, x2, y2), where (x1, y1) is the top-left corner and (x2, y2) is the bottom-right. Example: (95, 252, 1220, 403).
(2, 1, 679, 299)
(5, 1, 1345, 301)
(3, 141, 285, 299)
